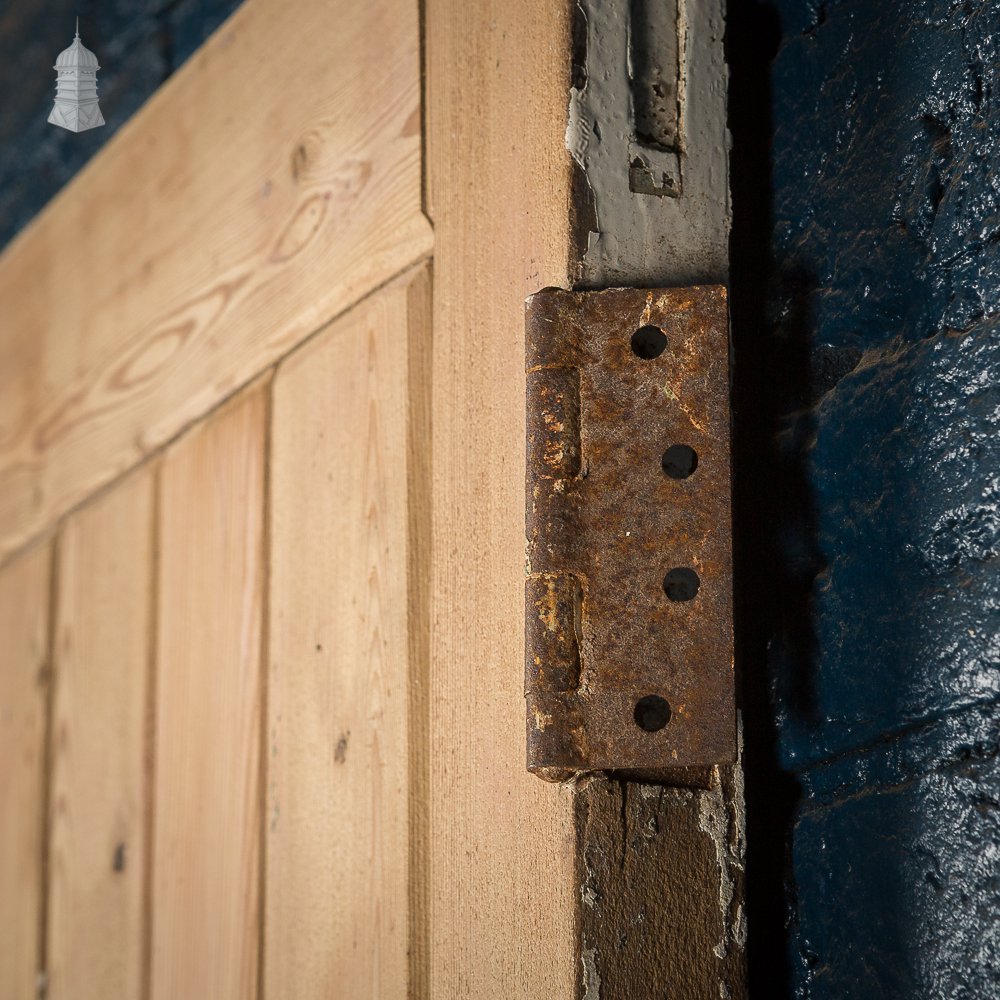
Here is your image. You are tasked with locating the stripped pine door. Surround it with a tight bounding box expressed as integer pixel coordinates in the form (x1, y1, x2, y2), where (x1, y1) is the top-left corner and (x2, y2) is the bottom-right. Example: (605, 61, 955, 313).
(47, 472, 154, 1000)
(264, 269, 431, 997)
(0, 544, 50, 999)
(0, 0, 681, 996)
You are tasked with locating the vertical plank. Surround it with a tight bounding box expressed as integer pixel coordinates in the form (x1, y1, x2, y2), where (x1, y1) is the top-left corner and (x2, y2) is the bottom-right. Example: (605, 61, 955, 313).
(151, 385, 267, 1000)
(425, 1, 578, 996)
(0, 0, 432, 566)
(404, 269, 433, 1000)
(265, 266, 430, 998)
(48, 472, 154, 1000)
(0, 542, 50, 998)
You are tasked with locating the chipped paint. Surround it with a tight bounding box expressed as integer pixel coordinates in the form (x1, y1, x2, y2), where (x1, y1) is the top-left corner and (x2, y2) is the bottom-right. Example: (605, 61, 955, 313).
(533, 707, 553, 732)
(698, 722, 746, 961)
(575, 774, 746, 997)
(581, 945, 602, 1000)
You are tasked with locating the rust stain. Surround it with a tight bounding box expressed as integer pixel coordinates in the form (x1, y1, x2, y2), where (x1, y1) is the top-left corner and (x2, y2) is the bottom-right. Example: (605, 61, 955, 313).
(525, 286, 735, 779)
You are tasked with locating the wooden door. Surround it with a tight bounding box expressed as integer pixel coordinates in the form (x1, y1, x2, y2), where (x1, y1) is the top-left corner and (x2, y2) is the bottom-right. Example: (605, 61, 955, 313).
(0, 0, 741, 997)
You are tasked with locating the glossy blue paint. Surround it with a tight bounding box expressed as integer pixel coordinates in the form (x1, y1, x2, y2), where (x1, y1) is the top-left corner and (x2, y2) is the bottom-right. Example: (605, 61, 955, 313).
(793, 703, 1000, 997)
(774, 322, 1000, 769)
(737, 1, 1000, 995)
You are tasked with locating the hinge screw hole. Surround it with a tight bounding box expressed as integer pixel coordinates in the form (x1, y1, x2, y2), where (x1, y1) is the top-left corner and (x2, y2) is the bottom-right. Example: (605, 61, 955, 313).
(663, 567, 700, 601)
(634, 695, 671, 732)
(662, 444, 698, 479)
(630, 325, 667, 359)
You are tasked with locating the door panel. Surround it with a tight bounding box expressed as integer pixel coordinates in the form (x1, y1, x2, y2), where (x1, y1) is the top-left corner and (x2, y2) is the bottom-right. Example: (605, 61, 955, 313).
(151, 385, 267, 1000)
(265, 267, 431, 997)
(0, 544, 50, 998)
(0, 0, 594, 997)
(48, 471, 154, 1000)
(0, 0, 431, 565)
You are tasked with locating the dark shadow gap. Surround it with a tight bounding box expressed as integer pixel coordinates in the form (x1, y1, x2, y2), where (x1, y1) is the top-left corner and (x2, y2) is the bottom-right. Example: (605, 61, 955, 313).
(726, 3, 811, 995)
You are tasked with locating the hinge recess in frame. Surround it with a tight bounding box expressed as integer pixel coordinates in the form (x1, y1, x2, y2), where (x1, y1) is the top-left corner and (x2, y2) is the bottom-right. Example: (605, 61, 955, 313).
(525, 286, 734, 781)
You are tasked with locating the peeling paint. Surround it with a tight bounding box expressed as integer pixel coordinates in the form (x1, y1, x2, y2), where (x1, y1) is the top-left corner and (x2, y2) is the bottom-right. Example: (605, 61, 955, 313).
(698, 721, 746, 963)
(533, 707, 553, 732)
(581, 945, 602, 1000)
(575, 773, 746, 997)
(699, 786, 733, 960)
(566, 87, 595, 171)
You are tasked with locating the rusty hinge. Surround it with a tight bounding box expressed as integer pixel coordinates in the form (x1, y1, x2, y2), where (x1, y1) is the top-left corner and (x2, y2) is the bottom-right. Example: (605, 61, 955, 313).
(525, 286, 734, 781)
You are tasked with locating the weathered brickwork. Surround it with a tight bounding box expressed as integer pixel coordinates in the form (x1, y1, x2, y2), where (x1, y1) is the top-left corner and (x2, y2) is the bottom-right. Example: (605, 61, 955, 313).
(0, 0, 241, 253)
(732, 1, 1000, 996)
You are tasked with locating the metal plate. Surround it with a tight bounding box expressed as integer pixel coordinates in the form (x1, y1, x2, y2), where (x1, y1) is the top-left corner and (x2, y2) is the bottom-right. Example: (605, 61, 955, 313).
(525, 286, 734, 779)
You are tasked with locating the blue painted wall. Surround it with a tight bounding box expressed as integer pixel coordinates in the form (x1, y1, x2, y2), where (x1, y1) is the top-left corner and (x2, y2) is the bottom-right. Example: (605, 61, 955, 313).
(730, 1, 1000, 996)
(0, 0, 242, 254)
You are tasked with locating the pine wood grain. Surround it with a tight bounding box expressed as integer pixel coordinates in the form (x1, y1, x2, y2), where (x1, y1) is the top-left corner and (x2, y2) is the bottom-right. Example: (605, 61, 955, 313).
(0, 542, 51, 998)
(0, 0, 432, 565)
(46, 470, 154, 1000)
(424, 3, 579, 996)
(264, 266, 430, 999)
(151, 385, 266, 1000)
